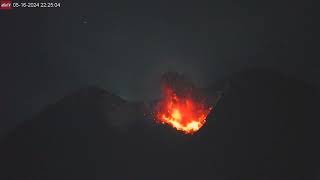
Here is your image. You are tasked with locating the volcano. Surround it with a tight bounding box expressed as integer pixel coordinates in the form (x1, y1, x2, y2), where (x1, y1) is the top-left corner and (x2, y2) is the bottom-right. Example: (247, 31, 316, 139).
(0, 68, 319, 180)
(154, 72, 214, 134)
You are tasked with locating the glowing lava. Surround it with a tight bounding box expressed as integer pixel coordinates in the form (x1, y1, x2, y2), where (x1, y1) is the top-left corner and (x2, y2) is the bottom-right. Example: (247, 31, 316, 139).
(155, 86, 213, 134)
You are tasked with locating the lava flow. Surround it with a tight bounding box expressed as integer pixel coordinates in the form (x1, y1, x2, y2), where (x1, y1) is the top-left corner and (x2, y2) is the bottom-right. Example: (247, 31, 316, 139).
(154, 73, 213, 134)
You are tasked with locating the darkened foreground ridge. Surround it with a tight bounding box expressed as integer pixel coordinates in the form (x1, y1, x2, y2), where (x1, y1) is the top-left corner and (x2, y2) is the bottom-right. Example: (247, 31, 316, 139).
(0, 69, 319, 180)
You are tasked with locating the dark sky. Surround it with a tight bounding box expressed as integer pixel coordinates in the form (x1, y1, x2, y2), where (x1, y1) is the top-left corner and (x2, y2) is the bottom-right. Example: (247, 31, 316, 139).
(0, 0, 317, 135)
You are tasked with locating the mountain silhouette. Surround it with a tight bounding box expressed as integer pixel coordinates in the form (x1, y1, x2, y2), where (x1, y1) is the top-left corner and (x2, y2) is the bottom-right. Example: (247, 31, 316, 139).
(0, 69, 319, 180)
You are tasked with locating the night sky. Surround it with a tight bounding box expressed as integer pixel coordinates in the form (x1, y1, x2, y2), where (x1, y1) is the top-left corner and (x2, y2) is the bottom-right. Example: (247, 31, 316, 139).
(0, 0, 317, 136)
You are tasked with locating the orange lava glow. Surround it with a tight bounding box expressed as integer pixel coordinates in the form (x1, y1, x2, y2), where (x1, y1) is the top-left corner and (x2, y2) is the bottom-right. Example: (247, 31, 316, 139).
(155, 87, 213, 134)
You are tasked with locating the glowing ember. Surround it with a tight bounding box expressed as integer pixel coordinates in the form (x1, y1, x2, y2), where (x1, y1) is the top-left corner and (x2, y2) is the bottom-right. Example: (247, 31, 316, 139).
(155, 75, 213, 134)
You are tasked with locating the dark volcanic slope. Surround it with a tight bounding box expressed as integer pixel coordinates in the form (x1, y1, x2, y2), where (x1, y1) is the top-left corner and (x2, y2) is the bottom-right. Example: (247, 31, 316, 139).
(198, 69, 320, 179)
(0, 87, 128, 180)
(1, 69, 319, 180)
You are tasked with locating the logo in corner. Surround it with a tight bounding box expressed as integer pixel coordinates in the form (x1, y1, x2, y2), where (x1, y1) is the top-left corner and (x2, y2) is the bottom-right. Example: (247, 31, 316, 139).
(0, 0, 12, 10)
